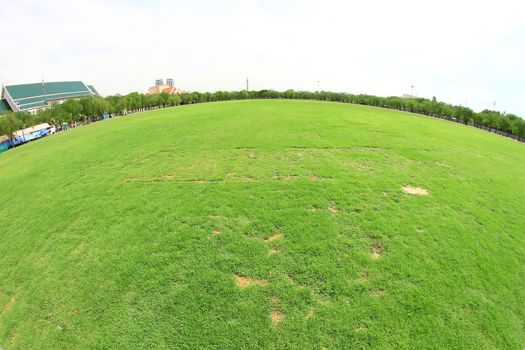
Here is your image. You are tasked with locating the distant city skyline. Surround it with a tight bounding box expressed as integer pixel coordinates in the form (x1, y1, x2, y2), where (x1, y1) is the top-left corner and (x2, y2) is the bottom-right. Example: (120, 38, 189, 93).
(1, 0, 524, 116)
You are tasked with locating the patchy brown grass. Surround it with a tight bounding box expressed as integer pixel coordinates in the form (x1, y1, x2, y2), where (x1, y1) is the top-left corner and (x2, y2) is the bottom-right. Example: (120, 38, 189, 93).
(2, 295, 16, 313)
(212, 230, 221, 235)
(271, 309, 283, 326)
(272, 174, 298, 181)
(371, 242, 383, 260)
(305, 307, 315, 319)
(235, 274, 268, 288)
(265, 233, 283, 242)
(71, 241, 87, 255)
(310, 204, 322, 212)
(35, 257, 47, 268)
(436, 161, 452, 168)
(308, 175, 332, 180)
(125, 176, 261, 184)
(268, 247, 279, 255)
(188, 178, 219, 183)
(402, 185, 429, 195)
(370, 288, 386, 297)
(316, 295, 332, 305)
(242, 177, 259, 182)
(328, 203, 338, 214)
(5, 328, 20, 348)
(355, 323, 369, 332)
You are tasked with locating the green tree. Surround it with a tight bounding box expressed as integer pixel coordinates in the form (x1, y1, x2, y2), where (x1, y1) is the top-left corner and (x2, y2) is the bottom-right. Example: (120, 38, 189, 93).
(0, 113, 23, 144)
(60, 99, 84, 123)
(510, 118, 525, 140)
(168, 94, 181, 106)
(158, 92, 170, 107)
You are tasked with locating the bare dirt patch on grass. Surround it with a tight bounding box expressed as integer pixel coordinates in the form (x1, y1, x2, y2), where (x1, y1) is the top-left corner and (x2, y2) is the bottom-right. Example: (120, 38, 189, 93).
(328, 203, 338, 214)
(402, 185, 428, 195)
(265, 233, 283, 242)
(235, 274, 268, 288)
(271, 309, 283, 326)
(371, 242, 383, 260)
(268, 247, 279, 255)
(212, 230, 221, 235)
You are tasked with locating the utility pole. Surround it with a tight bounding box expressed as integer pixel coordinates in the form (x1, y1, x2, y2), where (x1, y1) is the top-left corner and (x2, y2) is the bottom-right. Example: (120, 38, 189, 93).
(316, 80, 320, 93)
(410, 85, 414, 97)
(246, 78, 249, 92)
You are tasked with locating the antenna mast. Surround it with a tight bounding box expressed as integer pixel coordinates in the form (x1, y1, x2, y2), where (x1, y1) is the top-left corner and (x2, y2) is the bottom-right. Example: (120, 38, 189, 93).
(42, 75, 47, 106)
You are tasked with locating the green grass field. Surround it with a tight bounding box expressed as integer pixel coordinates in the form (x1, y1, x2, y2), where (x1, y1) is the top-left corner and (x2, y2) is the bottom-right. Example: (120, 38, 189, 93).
(0, 100, 524, 349)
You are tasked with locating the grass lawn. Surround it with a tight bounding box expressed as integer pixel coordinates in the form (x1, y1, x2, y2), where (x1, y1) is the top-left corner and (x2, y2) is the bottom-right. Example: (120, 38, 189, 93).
(0, 99, 524, 349)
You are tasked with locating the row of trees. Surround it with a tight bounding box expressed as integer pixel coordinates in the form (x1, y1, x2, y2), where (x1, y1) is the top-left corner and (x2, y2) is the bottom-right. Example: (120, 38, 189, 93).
(1, 90, 524, 145)
(0, 93, 182, 141)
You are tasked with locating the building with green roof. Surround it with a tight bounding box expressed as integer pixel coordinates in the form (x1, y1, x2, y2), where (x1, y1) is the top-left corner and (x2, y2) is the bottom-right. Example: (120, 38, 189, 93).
(87, 85, 99, 95)
(1, 81, 99, 114)
(0, 99, 10, 115)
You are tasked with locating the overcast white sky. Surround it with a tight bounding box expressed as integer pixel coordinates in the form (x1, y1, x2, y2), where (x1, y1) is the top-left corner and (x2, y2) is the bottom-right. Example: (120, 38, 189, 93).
(1, 0, 524, 116)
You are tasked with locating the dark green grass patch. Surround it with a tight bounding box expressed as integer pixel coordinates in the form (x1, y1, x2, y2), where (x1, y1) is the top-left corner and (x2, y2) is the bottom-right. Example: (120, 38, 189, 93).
(0, 100, 524, 349)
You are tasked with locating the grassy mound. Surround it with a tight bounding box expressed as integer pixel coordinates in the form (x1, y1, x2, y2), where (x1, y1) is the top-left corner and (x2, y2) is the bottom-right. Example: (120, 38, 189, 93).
(0, 100, 524, 349)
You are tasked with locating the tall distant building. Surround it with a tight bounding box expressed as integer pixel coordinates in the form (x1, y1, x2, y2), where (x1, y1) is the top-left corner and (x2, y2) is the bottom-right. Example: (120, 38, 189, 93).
(147, 78, 185, 95)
